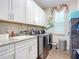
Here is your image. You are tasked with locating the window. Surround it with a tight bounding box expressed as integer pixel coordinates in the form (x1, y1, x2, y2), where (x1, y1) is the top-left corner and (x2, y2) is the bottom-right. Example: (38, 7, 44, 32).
(53, 11, 65, 34)
(54, 11, 64, 22)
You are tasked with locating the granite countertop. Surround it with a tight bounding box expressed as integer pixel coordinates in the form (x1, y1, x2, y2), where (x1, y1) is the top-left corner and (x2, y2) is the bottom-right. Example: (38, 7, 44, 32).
(0, 35, 37, 47)
(0, 34, 50, 47)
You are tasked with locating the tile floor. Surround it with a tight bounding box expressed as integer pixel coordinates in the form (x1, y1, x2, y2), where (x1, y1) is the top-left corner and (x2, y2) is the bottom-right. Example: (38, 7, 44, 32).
(46, 49, 71, 59)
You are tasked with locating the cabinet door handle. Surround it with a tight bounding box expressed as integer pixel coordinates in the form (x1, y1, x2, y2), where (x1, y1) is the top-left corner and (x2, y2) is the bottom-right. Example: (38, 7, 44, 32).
(9, 13, 14, 20)
(11, 13, 14, 20)
(12, 14, 14, 20)
(8, 13, 11, 19)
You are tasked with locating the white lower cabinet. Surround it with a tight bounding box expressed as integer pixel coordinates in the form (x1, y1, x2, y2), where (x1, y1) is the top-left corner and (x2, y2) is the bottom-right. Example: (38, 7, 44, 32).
(15, 38, 37, 59)
(29, 45, 37, 59)
(0, 38, 37, 59)
(0, 44, 14, 59)
(15, 46, 29, 59)
(15, 42, 37, 59)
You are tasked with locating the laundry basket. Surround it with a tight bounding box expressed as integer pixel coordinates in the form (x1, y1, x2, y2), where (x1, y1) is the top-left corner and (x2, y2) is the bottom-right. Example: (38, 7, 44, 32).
(59, 40, 67, 51)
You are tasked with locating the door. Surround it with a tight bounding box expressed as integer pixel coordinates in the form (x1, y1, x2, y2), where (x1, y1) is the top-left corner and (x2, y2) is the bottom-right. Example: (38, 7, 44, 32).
(12, 0, 25, 23)
(0, 52, 14, 59)
(15, 46, 29, 59)
(0, 0, 9, 20)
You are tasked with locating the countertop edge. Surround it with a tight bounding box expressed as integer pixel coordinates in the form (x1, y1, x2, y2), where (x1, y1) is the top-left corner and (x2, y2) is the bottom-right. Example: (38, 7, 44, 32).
(0, 36, 37, 47)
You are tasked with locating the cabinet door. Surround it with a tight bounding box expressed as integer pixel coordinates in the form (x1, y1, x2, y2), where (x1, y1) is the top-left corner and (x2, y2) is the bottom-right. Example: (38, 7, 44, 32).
(26, 0, 35, 24)
(32, 1, 41, 26)
(15, 46, 29, 59)
(0, 0, 9, 20)
(12, 0, 25, 23)
(35, 5, 47, 26)
(41, 11, 47, 26)
(34, 5, 41, 26)
(0, 52, 14, 59)
(32, 45, 37, 59)
(38, 8, 43, 26)
(29, 44, 37, 59)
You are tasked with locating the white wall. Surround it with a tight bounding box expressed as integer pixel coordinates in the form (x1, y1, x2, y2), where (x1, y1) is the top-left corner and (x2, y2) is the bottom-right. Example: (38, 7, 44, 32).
(46, 27, 53, 34)
(68, 0, 78, 12)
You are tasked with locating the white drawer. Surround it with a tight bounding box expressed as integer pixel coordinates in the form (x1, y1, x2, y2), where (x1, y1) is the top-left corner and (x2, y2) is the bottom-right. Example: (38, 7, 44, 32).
(0, 51, 14, 58)
(15, 38, 37, 49)
(0, 44, 14, 55)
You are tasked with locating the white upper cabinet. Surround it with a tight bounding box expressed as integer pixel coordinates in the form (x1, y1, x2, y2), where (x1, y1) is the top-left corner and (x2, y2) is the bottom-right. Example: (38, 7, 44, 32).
(26, 0, 35, 24)
(0, 0, 47, 26)
(15, 46, 29, 59)
(12, 0, 26, 23)
(34, 5, 47, 26)
(26, 0, 47, 26)
(41, 11, 47, 26)
(33, 2, 41, 26)
(0, 0, 9, 20)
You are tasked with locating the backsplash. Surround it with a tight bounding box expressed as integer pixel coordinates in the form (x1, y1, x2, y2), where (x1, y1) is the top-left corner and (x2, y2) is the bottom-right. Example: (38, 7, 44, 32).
(0, 21, 43, 34)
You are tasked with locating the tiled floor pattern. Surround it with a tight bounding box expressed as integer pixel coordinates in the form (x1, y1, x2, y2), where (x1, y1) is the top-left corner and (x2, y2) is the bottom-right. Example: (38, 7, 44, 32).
(46, 49, 70, 59)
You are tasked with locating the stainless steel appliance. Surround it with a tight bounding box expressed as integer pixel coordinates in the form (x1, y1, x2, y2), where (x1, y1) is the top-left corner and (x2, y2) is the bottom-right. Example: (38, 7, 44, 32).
(37, 34, 52, 59)
(37, 35, 44, 59)
(30, 29, 52, 59)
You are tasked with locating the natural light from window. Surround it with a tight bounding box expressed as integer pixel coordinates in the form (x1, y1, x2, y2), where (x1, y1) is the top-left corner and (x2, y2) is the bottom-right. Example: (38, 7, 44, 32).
(54, 11, 65, 34)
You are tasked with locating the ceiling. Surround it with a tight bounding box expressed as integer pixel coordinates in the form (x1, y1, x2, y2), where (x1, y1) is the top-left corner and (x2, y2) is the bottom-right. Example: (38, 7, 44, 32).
(34, 0, 72, 9)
